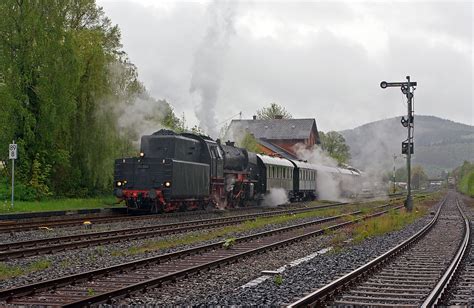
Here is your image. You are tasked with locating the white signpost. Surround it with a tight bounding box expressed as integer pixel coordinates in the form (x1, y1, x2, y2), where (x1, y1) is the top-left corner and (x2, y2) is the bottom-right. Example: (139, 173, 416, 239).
(9, 141, 17, 208)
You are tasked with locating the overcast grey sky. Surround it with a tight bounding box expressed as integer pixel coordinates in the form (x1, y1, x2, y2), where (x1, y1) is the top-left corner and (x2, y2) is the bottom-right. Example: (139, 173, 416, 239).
(98, 0, 473, 136)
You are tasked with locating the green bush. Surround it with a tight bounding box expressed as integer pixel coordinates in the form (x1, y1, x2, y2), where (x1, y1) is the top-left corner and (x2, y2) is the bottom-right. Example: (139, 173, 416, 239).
(459, 170, 474, 197)
(455, 161, 474, 197)
(0, 176, 36, 201)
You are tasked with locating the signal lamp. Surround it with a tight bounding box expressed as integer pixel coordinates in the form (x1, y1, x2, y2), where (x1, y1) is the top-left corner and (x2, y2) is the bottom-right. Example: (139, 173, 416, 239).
(139, 152, 145, 157)
(117, 181, 122, 187)
(164, 181, 171, 188)
(380, 81, 388, 89)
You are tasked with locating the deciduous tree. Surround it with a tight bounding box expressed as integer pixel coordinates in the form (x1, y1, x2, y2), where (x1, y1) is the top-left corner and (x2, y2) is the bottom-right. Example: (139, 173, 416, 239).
(256, 103, 292, 120)
(320, 131, 351, 165)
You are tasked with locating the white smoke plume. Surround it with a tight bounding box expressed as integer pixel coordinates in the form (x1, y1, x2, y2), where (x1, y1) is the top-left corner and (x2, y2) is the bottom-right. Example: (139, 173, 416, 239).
(190, 0, 237, 138)
(293, 143, 345, 201)
(117, 95, 169, 144)
(262, 188, 289, 207)
(107, 61, 172, 149)
(294, 144, 339, 168)
(222, 123, 249, 146)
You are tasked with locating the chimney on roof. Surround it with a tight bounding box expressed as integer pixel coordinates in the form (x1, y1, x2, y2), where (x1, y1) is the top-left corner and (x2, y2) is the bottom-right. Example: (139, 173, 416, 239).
(252, 115, 257, 120)
(275, 115, 283, 119)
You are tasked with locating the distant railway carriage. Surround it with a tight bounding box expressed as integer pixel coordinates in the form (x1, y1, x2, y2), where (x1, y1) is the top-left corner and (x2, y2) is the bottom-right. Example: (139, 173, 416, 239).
(257, 154, 294, 193)
(114, 130, 360, 213)
(287, 160, 317, 201)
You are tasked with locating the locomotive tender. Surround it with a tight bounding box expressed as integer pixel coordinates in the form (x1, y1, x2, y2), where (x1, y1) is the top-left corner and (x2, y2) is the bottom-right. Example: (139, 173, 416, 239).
(114, 129, 359, 212)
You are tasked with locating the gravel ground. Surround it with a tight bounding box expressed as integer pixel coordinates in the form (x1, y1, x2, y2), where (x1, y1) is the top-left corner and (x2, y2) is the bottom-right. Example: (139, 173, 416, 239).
(0, 202, 335, 244)
(116, 199, 441, 306)
(0, 202, 368, 290)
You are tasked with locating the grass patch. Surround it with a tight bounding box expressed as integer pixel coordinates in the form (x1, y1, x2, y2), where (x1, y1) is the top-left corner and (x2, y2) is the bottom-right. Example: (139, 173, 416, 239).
(0, 258, 52, 280)
(351, 198, 431, 244)
(0, 263, 24, 280)
(274, 274, 283, 285)
(0, 196, 118, 214)
(59, 259, 73, 269)
(223, 238, 236, 249)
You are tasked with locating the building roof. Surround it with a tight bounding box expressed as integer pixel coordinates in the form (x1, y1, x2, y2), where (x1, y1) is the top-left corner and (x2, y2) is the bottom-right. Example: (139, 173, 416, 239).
(257, 139, 298, 160)
(228, 118, 317, 140)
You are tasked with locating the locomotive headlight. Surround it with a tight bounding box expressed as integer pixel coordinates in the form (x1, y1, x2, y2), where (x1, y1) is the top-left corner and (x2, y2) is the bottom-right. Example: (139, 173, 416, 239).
(116, 181, 122, 187)
(139, 152, 145, 157)
(164, 181, 171, 188)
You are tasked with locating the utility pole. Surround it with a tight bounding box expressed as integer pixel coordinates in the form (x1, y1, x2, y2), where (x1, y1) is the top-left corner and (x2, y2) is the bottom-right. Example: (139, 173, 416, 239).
(380, 76, 417, 211)
(392, 154, 397, 193)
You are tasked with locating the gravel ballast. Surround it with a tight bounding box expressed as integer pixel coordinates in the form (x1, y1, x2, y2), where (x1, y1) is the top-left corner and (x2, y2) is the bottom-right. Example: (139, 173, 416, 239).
(0, 202, 335, 244)
(0, 202, 368, 290)
(116, 199, 441, 306)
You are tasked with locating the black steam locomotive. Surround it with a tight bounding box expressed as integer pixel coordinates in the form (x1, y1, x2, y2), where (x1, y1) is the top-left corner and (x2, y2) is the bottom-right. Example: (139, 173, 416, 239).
(114, 129, 359, 212)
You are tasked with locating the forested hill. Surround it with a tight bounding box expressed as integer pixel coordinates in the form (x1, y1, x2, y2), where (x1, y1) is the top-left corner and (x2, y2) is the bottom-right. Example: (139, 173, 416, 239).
(340, 115, 474, 177)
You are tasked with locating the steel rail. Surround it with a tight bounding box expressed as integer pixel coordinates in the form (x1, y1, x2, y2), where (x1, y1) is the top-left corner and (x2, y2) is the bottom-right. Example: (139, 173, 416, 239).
(0, 205, 403, 306)
(421, 198, 471, 307)
(0, 193, 411, 233)
(287, 196, 446, 308)
(63, 206, 404, 307)
(0, 202, 353, 260)
(0, 201, 334, 233)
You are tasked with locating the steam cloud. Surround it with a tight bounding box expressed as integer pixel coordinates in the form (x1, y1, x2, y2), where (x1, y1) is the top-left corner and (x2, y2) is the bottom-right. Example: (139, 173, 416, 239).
(190, 0, 237, 138)
(293, 143, 346, 201)
(109, 61, 170, 148)
(117, 95, 169, 145)
(262, 188, 289, 207)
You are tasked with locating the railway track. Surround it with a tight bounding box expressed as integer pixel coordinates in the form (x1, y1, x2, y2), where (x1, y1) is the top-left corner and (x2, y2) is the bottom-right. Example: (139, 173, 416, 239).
(0, 204, 403, 307)
(0, 201, 352, 260)
(0, 201, 342, 234)
(0, 193, 411, 234)
(288, 192, 470, 307)
(439, 197, 474, 306)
